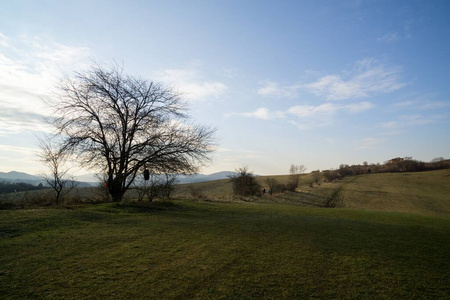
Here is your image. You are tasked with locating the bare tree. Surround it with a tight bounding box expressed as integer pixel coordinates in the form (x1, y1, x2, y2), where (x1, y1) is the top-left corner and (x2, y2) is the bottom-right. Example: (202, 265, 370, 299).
(265, 177, 278, 194)
(47, 63, 215, 202)
(38, 137, 76, 204)
(160, 173, 177, 199)
(132, 172, 162, 202)
(288, 164, 307, 191)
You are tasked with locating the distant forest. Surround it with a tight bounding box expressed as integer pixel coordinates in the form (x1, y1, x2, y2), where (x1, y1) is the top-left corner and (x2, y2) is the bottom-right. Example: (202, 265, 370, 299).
(0, 182, 46, 194)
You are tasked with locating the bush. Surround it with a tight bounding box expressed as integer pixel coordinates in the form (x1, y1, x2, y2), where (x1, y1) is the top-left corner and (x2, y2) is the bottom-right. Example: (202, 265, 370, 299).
(323, 170, 340, 182)
(229, 167, 261, 197)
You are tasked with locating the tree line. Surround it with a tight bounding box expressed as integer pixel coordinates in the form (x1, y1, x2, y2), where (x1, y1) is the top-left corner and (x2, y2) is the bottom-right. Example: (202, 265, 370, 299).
(322, 157, 450, 182)
(0, 182, 46, 194)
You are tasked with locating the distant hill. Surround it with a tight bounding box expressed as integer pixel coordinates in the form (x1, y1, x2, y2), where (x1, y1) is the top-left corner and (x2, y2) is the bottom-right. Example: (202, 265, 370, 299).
(176, 171, 238, 184)
(74, 171, 239, 185)
(0, 170, 240, 187)
(0, 171, 94, 188)
(0, 171, 40, 181)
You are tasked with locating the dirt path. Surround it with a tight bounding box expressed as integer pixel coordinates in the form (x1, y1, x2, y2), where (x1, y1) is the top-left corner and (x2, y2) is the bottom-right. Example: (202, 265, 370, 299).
(323, 177, 355, 208)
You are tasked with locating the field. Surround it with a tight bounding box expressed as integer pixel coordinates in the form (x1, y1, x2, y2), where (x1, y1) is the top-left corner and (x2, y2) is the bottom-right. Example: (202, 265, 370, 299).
(1, 170, 449, 299)
(175, 169, 450, 216)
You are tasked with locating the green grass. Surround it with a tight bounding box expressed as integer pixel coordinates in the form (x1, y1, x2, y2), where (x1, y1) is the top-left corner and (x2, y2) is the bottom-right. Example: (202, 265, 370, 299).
(1, 200, 449, 299)
(338, 170, 450, 216)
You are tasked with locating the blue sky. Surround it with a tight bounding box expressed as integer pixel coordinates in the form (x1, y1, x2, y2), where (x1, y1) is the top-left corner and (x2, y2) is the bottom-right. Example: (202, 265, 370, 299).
(0, 0, 449, 175)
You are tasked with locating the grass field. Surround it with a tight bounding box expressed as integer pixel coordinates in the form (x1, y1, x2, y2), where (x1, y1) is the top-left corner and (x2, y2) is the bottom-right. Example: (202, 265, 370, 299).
(337, 170, 450, 216)
(174, 169, 450, 217)
(1, 200, 449, 299)
(1, 170, 449, 299)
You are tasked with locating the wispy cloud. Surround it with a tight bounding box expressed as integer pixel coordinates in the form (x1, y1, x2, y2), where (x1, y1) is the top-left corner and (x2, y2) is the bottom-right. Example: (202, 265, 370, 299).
(0, 144, 37, 154)
(377, 32, 400, 43)
(358, 137, 384, 150)
(398, 114, 437, 126)
(392, 94, 450, 110)
(155, 68, 228, 102)
(257, 59, 406, 101)
(257, 81, 301, 98)
(228, 101, 374, 129)
(241, 107, 277, 120)
(304, 59, 406, 100)
(0, 143, 41, 173)
(287, 103, 339, 118)
(0, 33, 91, 135)
(381, 114, 444, 135)
(0, 108, 53, 136)
(394, 100, 417, 107)
(0, 33, 11, 47)
(345, 101, 374, 113)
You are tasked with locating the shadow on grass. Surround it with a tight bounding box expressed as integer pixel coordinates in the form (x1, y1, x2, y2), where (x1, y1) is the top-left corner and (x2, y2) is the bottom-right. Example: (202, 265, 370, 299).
(116, 201, 188, 213)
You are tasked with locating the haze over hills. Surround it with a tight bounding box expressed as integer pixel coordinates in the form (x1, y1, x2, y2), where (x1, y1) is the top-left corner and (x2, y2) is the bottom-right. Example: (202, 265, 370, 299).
(0, 171, 40, 181)
(0, 171, 239, 186)
(75, 171, 240, 185)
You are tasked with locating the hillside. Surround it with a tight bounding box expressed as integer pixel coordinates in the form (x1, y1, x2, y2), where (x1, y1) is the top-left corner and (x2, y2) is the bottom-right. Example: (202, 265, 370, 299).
(173, 169, 450, 217)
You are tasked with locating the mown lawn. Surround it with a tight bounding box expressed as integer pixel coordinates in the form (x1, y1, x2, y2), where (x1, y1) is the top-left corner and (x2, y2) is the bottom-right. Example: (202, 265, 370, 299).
(1, 200, 449, 299)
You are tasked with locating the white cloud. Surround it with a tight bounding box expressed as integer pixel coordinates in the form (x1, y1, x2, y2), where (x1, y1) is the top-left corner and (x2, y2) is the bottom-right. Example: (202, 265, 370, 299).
(257, 81, 301, 98)
(304, 59, 406, 101)
(228, 107, 285, 120)
(155, 68, 227, 101)
(244, 107, 272, 120)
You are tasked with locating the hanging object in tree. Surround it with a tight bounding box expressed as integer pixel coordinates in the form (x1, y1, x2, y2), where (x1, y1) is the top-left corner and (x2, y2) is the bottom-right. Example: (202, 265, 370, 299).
(144, 169, 150, 181)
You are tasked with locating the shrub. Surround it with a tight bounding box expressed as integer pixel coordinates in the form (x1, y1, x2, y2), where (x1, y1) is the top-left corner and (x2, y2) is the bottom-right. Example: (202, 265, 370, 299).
(229, 166, 261, 197)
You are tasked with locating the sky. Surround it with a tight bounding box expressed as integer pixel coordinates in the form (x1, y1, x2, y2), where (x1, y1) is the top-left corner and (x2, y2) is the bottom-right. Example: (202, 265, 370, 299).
(0, 0, 449, 176)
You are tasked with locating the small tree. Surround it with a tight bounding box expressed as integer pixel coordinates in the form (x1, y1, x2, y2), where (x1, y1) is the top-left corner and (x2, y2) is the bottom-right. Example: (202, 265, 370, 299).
(265, 177, 278, 194)
(229, 166, 261, 197)
(288, 164, 307, 191)
(311, 171, 322, 186)
(323, 170, 339, 182)
(38, 137, 76, 204)
(160, 173, 177, 199)
(133, 171, 162, 202)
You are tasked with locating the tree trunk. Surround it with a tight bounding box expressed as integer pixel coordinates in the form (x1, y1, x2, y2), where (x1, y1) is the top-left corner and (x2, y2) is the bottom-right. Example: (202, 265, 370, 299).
(108, 182, 125, 203)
